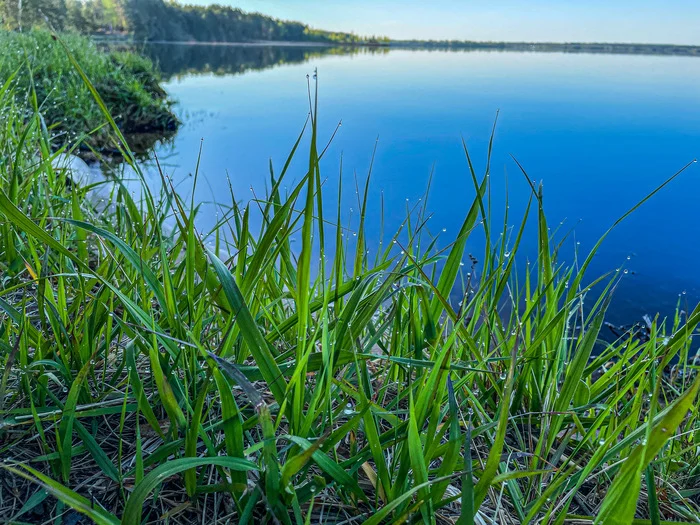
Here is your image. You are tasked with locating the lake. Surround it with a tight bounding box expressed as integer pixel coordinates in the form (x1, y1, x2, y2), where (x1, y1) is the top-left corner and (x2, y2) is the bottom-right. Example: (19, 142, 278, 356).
(135, 43, 700, 328)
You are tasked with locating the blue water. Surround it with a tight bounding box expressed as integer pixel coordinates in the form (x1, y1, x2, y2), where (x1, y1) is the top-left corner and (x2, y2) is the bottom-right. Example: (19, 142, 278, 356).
(144, 45, 700, 326)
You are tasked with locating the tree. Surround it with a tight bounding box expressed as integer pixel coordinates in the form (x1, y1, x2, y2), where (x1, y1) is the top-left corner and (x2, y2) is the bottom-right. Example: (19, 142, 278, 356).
(1, 0, 67, 30)
(65, 0, 86, 30)
(2, 0, 382, 43)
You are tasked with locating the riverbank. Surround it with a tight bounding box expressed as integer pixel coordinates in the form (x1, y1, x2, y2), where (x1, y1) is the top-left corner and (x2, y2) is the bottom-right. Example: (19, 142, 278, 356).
(390, 39, 700, 57)
(0, 41, 699, 525)
(0, 30, 179, 156)
(97, 35, 700, 57)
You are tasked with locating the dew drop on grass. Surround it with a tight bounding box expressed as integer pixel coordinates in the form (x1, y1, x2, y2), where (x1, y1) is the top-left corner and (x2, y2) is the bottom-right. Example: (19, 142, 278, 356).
(623, 269, 629, 274)
(504, 251, 511, 258)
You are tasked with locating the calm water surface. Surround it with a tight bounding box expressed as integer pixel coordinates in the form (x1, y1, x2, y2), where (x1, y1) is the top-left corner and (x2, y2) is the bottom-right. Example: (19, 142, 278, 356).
(139, 44, 700, 326)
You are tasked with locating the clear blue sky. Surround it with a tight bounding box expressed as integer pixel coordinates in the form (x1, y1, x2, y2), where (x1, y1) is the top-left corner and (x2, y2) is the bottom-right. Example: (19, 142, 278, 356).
(182, 1, 700, 44)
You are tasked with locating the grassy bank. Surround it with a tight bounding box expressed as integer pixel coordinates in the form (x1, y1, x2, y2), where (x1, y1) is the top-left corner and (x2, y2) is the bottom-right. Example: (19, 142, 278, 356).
(0, 29, 178, 155)
(0, 47, 699, 525)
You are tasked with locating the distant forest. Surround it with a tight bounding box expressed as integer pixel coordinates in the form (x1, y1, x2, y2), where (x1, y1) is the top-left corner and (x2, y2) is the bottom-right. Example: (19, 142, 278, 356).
(0, 0, 387, 43)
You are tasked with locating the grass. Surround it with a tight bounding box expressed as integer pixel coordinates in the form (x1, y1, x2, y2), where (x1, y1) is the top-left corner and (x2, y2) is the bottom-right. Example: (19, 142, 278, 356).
(0, 38, 699, 525)
(0, 29, 178, 155)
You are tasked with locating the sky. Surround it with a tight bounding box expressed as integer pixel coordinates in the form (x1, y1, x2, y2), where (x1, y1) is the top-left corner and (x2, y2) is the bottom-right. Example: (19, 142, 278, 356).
(182, 1, 700, 45)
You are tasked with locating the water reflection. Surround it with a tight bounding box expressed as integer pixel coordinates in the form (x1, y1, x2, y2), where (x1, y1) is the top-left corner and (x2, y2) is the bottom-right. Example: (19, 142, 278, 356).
(107, 43, 700, 328)
(140, 43, 388, 80)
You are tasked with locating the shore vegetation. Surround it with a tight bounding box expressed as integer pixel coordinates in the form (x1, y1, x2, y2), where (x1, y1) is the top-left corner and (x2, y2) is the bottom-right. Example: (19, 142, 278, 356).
(0, 29, 178, 154)
(0, 33, 699, 525)
(1, 0, 388, 44)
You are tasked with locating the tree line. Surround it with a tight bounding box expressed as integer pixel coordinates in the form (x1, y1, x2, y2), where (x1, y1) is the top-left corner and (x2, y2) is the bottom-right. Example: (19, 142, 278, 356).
(0, 0, 389, 44)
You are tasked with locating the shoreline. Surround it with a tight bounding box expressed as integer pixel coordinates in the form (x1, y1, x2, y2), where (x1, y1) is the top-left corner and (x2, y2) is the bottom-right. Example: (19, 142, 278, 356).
(390, 40, 700, 57)
(97, 36, 700, 57)
(2, 34, 700, 524)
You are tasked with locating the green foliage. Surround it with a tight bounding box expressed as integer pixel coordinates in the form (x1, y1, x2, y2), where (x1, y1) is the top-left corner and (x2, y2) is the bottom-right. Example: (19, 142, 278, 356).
(0, 43, 699, 525)
(0, 29, 177, 152)
(1, 0, 382, 44)
(1, 0, 68, 31)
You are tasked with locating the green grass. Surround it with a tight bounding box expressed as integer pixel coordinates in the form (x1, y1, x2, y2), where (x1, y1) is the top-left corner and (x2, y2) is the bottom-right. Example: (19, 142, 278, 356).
(0, 39, 699, 525)
(0, 29, 178, 155)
